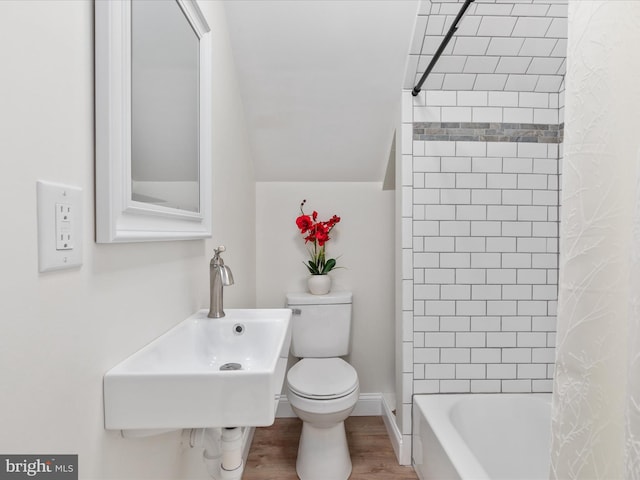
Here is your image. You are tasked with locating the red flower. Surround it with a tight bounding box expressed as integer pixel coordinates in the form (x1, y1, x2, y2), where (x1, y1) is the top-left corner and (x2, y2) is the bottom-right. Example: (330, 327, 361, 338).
(327, 215, 341, 228)
(315, 223, 330, 246)
(295, 200, 342, 275)
(303, 224, 316, 243)
(296, 214, 313, 233)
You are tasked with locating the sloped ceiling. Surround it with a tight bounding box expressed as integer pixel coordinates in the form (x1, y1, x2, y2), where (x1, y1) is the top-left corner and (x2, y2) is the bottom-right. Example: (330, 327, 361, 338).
(405, 0, 567, 92)
(223, 0, 567, 183)
(223, 0, 420, 182)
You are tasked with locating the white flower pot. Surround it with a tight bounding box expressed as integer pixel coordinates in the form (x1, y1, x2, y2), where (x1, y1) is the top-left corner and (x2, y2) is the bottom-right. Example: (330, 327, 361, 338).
(307, 275, 331, 295)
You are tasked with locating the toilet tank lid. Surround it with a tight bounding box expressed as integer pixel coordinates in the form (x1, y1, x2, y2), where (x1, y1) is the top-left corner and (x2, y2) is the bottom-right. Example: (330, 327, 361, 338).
(286, 291, 352, 305)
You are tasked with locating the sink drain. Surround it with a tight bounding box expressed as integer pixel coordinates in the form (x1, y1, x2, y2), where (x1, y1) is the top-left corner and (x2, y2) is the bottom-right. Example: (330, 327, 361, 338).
(220, 362, 242, 371)
(233, 323, 245, 335)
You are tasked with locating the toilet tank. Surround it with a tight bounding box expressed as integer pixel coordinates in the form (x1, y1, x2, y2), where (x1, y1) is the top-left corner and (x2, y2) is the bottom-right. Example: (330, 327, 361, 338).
(286, 291, 353, 358)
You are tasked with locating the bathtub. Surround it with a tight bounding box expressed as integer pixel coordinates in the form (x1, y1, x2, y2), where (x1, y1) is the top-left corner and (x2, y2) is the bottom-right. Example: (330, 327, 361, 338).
(413, 394, 551, 480)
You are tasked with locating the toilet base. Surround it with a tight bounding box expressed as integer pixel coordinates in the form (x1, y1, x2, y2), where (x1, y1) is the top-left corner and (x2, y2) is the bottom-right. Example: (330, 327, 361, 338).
(296, 420, 352, 480)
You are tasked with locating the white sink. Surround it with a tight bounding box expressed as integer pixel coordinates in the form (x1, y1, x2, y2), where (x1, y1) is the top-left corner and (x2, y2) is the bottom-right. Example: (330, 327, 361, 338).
(104, 309, 292, 431)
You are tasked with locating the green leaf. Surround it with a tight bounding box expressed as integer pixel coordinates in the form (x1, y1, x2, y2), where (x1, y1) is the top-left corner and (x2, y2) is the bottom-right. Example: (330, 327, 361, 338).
(322, 258, 336, 274)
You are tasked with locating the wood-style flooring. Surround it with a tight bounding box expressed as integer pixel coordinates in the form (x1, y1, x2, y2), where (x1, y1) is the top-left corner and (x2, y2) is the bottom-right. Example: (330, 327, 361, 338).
(244, 416, 418, 480)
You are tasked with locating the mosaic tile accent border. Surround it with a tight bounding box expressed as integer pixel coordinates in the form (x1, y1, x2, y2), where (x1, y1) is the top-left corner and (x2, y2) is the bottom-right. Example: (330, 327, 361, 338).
(413, 122, 564, 143)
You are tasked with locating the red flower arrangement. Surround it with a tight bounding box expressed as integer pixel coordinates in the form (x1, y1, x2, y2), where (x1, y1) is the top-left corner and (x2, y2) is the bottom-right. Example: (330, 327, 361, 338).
(295, 199, 341, 275)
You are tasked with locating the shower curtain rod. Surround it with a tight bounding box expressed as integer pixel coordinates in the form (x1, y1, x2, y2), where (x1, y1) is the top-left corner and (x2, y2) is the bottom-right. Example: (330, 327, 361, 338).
(411, 0, 476, 97)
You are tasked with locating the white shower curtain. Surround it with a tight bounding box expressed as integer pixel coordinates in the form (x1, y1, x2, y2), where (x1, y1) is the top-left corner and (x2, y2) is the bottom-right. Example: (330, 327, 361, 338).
(551, 2, 640, 479)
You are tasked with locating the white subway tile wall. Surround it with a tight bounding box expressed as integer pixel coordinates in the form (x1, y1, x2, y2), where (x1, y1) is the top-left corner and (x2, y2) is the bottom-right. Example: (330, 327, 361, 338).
(397, 0, 566, 446)
(404, 90, 561, 395)
(404, 0, 568, 92)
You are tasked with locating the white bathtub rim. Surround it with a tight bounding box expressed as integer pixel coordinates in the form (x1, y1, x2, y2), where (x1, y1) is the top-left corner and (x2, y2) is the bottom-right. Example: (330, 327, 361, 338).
(414, 393, 551, 480)
(414, 394, 490, 480)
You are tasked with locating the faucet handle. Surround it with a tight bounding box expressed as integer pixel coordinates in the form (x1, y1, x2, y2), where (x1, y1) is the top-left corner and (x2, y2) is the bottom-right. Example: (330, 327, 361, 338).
(212, 246, 227, 265)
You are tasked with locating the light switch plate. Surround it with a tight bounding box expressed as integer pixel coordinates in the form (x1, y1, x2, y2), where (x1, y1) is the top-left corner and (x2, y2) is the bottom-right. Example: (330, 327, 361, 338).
(36, 181, 83, 272)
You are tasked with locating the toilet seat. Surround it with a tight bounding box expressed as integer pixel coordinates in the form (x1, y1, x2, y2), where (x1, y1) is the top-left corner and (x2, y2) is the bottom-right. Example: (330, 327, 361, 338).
(287, 358, 358, 400)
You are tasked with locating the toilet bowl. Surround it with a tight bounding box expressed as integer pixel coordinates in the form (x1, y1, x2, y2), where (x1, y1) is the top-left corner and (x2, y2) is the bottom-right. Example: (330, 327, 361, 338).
(287, 357, 360, 480)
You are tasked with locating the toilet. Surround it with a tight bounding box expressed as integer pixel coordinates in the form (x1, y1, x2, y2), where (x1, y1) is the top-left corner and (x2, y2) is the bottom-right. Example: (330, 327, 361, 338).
(285, 291, 359, 480)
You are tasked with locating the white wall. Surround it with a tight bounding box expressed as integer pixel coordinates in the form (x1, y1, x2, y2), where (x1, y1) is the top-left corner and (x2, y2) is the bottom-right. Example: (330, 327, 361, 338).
(0, 1, 255, 479)
(255, 182, 396, 396)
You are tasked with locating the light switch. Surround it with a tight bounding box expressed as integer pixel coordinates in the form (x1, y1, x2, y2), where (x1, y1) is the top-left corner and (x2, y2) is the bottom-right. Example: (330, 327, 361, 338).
(37, 181, 83, 272)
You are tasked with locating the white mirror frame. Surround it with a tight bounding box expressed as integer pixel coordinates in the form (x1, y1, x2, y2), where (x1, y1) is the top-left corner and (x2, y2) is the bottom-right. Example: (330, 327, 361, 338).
(95, 0, 212, 243)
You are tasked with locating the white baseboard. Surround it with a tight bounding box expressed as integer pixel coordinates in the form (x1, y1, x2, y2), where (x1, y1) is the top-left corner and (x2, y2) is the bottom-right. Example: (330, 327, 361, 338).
(380, 395, 411, 465)
(275, 393, 411, 465)
(242, 426, 255, 463)
(381, 395, 401, 462)
(275, 394, 297, 417)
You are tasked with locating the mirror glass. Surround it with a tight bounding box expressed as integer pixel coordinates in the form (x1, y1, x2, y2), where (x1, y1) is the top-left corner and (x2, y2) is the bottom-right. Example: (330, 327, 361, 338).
(131, 0, 200, 213)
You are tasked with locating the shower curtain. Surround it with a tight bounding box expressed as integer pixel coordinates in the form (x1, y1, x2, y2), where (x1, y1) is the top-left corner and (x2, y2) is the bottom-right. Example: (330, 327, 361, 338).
(551, 2, 640, 479)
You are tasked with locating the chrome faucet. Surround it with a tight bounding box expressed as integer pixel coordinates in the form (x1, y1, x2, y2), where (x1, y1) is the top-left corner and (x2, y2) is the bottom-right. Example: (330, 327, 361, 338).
(208, 246, 234, 318)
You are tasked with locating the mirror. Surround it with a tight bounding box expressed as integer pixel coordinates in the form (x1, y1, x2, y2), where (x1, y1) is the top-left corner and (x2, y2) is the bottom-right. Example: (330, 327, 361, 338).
(131, 0, 200, 213)
(95, 0, 212, 242)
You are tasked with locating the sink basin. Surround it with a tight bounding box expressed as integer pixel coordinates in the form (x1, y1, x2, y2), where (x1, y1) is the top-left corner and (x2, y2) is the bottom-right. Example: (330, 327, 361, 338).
(104, 309, 292, 431)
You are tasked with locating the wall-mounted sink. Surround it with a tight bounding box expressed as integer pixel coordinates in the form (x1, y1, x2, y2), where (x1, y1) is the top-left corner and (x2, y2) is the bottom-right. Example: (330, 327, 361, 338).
(104, 309, 292, 431)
